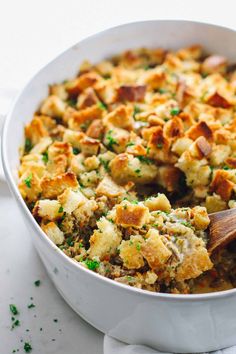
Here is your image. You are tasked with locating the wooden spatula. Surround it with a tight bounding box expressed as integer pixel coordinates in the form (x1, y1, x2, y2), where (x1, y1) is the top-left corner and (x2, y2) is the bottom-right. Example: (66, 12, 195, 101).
(208, 208, 236, 254)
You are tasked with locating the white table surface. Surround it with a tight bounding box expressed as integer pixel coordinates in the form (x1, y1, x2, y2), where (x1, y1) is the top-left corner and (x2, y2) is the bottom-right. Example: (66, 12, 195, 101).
(1, 1, 236, 353)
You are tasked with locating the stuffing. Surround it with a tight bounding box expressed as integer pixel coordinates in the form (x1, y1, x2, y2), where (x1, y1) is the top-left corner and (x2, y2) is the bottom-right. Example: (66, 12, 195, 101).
(144, 193, 171, 212)
(89, 217, 122, 260)
(115, 201, 150, 228)
(58, 188, 87, 214)
(40, 95, 66, 117)
(119, 235, 145, 269)
(41, 222, 64, 245)
(33, 200, 63, 220)
(110, 153, 158, 184)
(19, 45, 236, 295)
(41, 172, 78, 199)
(96, 175, 126, 197)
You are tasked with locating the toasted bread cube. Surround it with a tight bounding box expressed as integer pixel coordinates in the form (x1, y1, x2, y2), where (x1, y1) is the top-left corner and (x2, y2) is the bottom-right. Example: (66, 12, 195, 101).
(116, 201, 150, 228)
(19, 172, 42, 202)
(176, 238, 213, 281)
(19, 161, 46, 179)
(70, 154, 86, 176)
(58, 188, 87, 214)
(30, 137, 52, 154)
(89, 217, 122, 260)
(103, 127, 130, 154)
(73, 199, 98, 226)
(77, 87, 99, 109)
(156, 166, 182, 193)
(40, 95, 66, 118)
(119, 235, 145, 269)
(84, 156, 100, 171)
(205, 194, 227, 213)
(144, 193, 171, 212)
(33, 200, 62, 220)
(210, 170, 234, 201)
(117, 85, 146, 102)
(66, 72, 100, 96)
(110, 153, 158, 184)
(171, 137, 193, 156)
(96, 175, 126, 198)
(68, 104, 103, 130)
(42, 222, 64, 245)
(189, 136, 212, 158)
(41, 172, 78, 199)
(192, 206, 210, 230)
(50, 84, 68, 100)
(209, 145, 231, 166)
(141, 229, 172, 269)
(86, 119, 104, 139)
(63, 129, 84, 149)
(80, 137, 100, 156)
(206, 91, 232, 109)
(201, 55, 227, 75)
(187, 121, 213, 141)
(104, 105, 134, 130)
(25, 117, 49, 146)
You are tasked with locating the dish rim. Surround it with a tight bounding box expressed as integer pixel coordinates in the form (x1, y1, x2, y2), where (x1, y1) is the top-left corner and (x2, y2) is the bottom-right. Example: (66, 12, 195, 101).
(2, 18, 236, 301)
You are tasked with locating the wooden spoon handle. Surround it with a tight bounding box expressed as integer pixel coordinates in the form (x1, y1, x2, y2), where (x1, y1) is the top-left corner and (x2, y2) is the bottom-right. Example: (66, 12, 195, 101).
(208, 208, 236, 254)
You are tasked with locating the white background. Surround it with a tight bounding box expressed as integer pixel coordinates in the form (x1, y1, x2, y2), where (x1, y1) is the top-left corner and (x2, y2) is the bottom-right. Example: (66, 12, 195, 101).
(1, 0, 236, 353)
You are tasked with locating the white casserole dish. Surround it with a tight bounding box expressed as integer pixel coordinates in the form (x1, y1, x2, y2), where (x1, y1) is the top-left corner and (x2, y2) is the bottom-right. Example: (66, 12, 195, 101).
(2, 20, 236, 353)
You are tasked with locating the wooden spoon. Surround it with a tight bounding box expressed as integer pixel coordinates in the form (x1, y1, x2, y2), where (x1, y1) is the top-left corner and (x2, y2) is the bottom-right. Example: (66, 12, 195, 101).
(208, 208, 236, 254)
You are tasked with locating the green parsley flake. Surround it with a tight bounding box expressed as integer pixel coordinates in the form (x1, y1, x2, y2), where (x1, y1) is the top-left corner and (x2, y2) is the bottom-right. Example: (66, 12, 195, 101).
(84, 259, 100, 271)
(9, 304, 19, 316)
(136, 155, 153, 165)
(24, 173, 32, 188)
(73, 147, 80, 155)
(157, 143, 163, 149)
(133, 105, 141, 116)
(42, 151, 48, 163)
(67, 97, 77, 107)
(58, 206, 64, 213)
(170, 107, 180, 116)
(11, 319, 20, 330)
(136, 243, 141, 251)
(66, 236, 74, 247)
(105, 130, 118, 150)
(24, 342, 32, 353)
(34, 280, 41, 287)
(99, 157, 110, 172)
(27, 303, 35, 309)
(24, 138, 32, 153)
(98, 101, 107, 110)
(126, 141, 135, 147)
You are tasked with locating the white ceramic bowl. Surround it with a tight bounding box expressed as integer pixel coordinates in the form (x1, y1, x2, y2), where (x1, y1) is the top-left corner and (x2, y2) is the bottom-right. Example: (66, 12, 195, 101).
(2, 20, 236, 353)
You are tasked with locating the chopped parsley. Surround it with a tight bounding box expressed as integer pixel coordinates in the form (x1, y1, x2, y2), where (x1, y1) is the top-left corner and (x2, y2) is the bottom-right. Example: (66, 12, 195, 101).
(170, 107, 180, 116)
(181, 221, 192, 228)
(67, 97, 77, 107)
(136, 155, 153, 165)
(98, 101, 107, 110)
(34, 280, 41, 287)
(24, 342, 32, 353)
(105, 130, 118, 150)
(24, 138, 32, 153)
(27, 303, 35, 309)
(223, 165, 230, 170)
(24, 173, 32, 188)
(126, 141, 135, 147)
(99, 157, 110, 172)
(66, 236, 74, 247)
(84, 259, 100, 271)
(157, 143, 163, 149)
(133, 105, 141, 117)
(58, 206, 64, 213)
(134, 168, 141, 176)
(11, 319, 20, 330)
(146, 146, 150, 155)
(136, 243, 141, 251)
(9, 304, 19, 316)
(42, 151, 48, 163)
(129, 240, 134, 246)
(73, 147, 80, 155)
